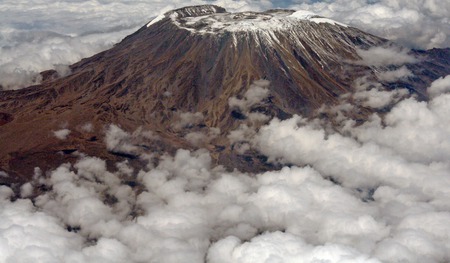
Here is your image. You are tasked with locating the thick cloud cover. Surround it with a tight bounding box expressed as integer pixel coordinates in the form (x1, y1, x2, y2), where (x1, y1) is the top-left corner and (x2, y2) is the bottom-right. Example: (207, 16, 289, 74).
(1, 77, 450, 262)
(1, 0, 449, 89)
(294, 0, 450, 49)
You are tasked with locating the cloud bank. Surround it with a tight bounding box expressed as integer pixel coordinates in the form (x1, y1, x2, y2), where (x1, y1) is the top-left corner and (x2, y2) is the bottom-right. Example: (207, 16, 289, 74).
(1, 76, 450, 262)
(294, 0, 450, 49)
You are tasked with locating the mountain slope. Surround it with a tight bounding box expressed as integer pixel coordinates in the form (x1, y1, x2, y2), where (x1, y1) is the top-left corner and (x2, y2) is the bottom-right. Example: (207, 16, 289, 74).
(0, 5, 449, 184)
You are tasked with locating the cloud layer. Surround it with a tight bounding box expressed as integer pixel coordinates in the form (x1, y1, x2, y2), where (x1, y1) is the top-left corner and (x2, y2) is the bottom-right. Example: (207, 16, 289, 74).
(1, 76, 450, 262)
(294, 0, 450, 49)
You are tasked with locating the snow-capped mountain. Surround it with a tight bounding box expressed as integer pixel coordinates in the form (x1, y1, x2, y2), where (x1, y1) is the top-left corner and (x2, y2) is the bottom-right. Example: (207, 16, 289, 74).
(0, 5, 449, 185)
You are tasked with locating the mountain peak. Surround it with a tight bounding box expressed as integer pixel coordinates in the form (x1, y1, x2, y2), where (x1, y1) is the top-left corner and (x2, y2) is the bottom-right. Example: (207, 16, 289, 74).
(147, 5, 226, 27)
(147, 5, 347, 33)
(168, 4, 226, 18)
(1, 5, 450, 182)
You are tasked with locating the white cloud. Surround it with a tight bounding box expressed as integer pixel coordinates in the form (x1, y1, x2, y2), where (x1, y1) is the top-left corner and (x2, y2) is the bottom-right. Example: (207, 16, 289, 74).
(428, 75, 450, 98)
(349, 94, 450, 164)
(3, 118, 450, 262)
(352, 77, 409, 109)
(376, 66, 413, 82)
(246, 80, 450, 260)
(228, 124, 256, 144)
(172, 112, 204, 130)
(185, 127, 220, 147)
(20, 182, 33, 198)
(228, 79, 270, 113)
(0, 196, 85, 262)
(226, 80, 272, 153)
(81, 122, 94, 132)
(208, 232, 382, 263)
(105, 124, 138, 154)
(104, 125, 158, 156)
(355, 46, 417, 67)
(295, 0, 450, 49)
(53, 128, 71, 140)
(354, 88, 407, 109)
(0, 29, 134, 90)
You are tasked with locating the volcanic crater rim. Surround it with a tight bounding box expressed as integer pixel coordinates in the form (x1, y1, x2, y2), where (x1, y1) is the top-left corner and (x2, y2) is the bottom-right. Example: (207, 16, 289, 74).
(147, 5, 347, 34)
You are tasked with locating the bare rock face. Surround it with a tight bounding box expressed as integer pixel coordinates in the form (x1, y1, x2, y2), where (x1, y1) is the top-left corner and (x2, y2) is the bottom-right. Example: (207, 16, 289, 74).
(0, 5, 449, 184)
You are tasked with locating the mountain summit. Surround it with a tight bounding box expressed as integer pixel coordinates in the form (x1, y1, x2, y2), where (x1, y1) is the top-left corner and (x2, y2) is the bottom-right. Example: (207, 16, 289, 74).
(0, 5, 449, 184)
(148, 5, 348, 32)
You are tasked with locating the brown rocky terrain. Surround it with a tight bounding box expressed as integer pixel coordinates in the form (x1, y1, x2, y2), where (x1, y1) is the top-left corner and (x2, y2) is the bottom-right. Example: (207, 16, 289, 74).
(1, 5, 449, 188)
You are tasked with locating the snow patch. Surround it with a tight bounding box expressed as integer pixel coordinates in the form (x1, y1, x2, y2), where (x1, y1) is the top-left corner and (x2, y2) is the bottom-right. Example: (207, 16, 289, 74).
(146, 14, 165, 27)
(289, 10, 347, 27)
(171, 9, 347, 35)
(288, 10, 317, 20)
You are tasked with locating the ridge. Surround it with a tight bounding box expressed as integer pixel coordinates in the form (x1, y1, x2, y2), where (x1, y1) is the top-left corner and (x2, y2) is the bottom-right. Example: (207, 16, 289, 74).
(167, 5, 226, 18)
(147, 5, 347, 33)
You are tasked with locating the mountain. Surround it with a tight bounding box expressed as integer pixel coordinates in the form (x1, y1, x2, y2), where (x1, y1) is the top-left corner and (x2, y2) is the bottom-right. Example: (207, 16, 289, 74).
(1, 5, 449, 187)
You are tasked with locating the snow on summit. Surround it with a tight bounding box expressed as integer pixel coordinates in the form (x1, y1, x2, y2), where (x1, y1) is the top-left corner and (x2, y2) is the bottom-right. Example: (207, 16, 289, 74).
(146, 14, 165, 27)
(147, 5, 347, 33)
(289, 10, 348, 27)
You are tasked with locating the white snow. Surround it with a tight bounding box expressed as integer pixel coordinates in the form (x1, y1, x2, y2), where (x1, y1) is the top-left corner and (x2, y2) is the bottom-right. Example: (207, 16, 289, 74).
(146, 14, 165, 27)
(288, 10, 317, 19)
(289, 10, 348, 27)
(168, 9, 347, 34)
(309, 17, 348, 27)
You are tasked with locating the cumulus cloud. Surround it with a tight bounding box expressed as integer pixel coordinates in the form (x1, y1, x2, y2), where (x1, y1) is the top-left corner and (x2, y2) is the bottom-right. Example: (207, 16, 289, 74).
(0, 194, 85, 262)
(348, 94, 450, 164)
(81, 122, 94, 133)
(105, 124, 158, 156)
(226, 80, 272, 153)
(352, 77, 409, 109)
(248, 107, 450, 262)
(53, 128, 71, 140)
(355, 46, 418, 67)
(4, 125, 449, 262)
(185, 127, 220, 147)
(208, 232, 381, 263)
(0, 28, 135, 90)
(3, 154, 382, 262)
(5, 74, 450, 261)
(428, 74, 450, 98)
(19, 182, 33, 198)
(3, 97, 450, 262)
(172, 112, 204, 130)
(228, 79, 270, 113)
(376, 66, 413, 82)
(105, 124, 138, 154)
(294, 0, 450, 49)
